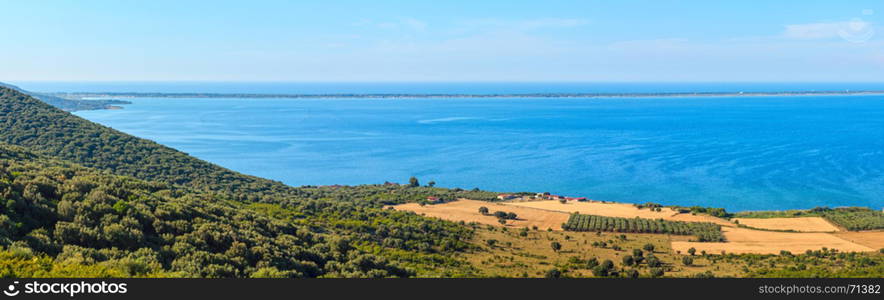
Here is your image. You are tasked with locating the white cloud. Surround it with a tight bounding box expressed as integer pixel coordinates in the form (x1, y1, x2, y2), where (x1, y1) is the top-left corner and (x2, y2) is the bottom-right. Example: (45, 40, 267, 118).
(784, 20, 873, 40)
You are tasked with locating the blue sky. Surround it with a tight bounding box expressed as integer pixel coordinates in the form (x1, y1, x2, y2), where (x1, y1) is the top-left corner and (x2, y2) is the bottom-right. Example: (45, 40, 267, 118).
(2, 0, 883, 82)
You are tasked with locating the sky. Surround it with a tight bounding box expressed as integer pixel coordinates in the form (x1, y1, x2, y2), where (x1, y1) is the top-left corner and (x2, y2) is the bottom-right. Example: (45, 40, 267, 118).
(2, 0, 884, 82)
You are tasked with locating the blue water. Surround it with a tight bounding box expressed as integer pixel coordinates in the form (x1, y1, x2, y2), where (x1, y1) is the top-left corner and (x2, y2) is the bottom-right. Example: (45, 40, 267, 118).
(16, 81, 884, 94)
(68, 93, 884, 212)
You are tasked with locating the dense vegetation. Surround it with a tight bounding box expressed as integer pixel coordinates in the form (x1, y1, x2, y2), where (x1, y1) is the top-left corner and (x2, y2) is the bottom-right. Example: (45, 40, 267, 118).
(562, 214, 725, 242)
(735, 207, 884, 231)
(0, 144, 484, 277)
(634, 202, 732, 219)
(668, 205, 732, 219)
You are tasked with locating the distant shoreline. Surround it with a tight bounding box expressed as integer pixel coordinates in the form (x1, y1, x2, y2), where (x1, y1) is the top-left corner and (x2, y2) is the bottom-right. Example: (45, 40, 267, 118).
(53, 90, 884, 100)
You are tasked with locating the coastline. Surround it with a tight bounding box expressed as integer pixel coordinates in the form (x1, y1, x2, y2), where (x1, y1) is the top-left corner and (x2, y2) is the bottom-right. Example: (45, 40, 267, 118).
(51, 90, 884, 100)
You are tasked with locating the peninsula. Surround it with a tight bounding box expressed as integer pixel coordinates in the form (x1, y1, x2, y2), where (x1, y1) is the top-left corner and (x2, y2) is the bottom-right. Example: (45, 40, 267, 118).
(50, 89, 884, 100)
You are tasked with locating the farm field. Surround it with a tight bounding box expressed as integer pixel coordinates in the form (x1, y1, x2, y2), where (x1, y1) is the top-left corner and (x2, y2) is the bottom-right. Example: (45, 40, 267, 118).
(394, 199, 882, 256)
(671, 227, 874, 254)
(832, 231, 884, 250)
(733, 217, 840, 232)
(392, 199, 570, 230)
(503, 200, 733, 226)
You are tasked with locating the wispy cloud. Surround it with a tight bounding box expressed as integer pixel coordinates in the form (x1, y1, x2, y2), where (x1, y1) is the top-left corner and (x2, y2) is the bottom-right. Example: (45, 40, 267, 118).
(354, 17, 427, 32)
(457, 17, 589, 32)
(516, 18, 589, 29)
(783, 20, 874, 42)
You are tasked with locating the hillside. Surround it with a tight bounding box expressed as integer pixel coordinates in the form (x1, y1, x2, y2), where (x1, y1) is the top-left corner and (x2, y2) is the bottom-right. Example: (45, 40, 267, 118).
(0, 86, 492, 277)
(0, 143, 484, 277)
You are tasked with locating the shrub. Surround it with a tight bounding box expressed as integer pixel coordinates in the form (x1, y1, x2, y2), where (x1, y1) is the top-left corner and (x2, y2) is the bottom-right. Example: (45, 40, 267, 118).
(550, 241, 562, 252)
(545, 268, 562, 278)
(649, 268, 665, 277)
(586, 257, 599, 269)
(592, 265, 608, 277)
(682, 256, 693, 266)
(647, 256, 661, 268)
(622, 255, 635, 266)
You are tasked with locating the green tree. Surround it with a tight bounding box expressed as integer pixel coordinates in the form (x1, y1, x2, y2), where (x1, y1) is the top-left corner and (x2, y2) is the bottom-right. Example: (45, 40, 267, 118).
(550, 241, 562, 252)
(408, 177, 420, 187)
(647, 256, 661, 268)
(622, 255, 635, 266)
(427, 181, 435, 187)
(601, 259, 614, 271)
(478, 206, 489, 215)
(650, 268, 664, 277)
(591, 265, 608, 277)
(688, 247, 696, 256)
(586, 257, 599, 269)
(643, 243, 655, 252)
(545, 268, 562, 278)
(682, 256, 693, 266)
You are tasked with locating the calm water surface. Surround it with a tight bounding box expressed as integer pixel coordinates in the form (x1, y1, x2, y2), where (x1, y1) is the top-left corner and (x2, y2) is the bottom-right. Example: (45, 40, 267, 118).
(74, 95, 884, 211)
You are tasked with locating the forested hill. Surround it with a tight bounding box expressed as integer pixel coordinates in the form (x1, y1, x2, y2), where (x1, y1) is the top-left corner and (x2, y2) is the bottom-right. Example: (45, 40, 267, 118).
(0, 143, 479, 277)
(0, 85, 497, 277)
(0, 83, 129, 112)
(0, 86, 299, 201)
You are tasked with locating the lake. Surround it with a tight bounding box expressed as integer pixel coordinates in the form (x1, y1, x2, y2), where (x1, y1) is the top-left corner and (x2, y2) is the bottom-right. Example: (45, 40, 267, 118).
(73, 94, 884, 211)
